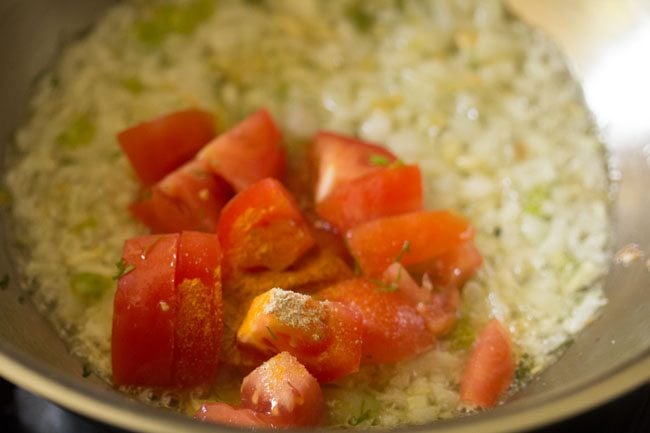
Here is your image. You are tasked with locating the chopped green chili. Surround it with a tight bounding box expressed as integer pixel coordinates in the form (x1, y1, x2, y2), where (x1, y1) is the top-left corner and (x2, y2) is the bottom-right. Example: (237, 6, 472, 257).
(113, 259, 136, 280)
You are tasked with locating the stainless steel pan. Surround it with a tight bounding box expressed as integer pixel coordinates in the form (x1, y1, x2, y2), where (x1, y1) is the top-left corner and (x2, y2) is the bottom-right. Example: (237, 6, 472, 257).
(1, 1, 649, 432)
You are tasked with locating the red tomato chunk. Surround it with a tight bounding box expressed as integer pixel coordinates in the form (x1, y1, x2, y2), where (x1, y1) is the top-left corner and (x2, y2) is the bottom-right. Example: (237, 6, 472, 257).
(217, 178, 315, 276)
(237, 288, 363, 382)
(460, 319, 515, 408)
(130, 159, 234, 233)
(316, 164, 423, 233)
(194, 403, 273, 429)
(241, 352, 325, 426)
(118, 109, 216, 187)
(195, 352, 325, 428)
(198, 109, 285, 192)
(311, 131, 397, 203)
(112, 232, 223, 388)
(317, 278, 433, 364)
(346, 210, 475, 277)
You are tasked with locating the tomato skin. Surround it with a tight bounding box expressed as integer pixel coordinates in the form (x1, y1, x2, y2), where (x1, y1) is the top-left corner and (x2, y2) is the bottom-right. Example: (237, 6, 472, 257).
(217, 178, 315, 276)
(129, 160, 234, 233)
(172, 231, 223, 388)
(460, 319, 515, 408)
(346, 211, 474, 277)
(194, 403, 274, 428)
(311, 132, 397, 203)
(118, 109, 216, 187)
(316, 164, 423, 233)
(112, 232, 224, 388)
(240, 352, 326, 427)
(308, 301, 363, 382)
(317, 278, 433, 364)
(198, 109, 285, 192)
(112, 234, 179, 387)
(237, 288, 363, 382)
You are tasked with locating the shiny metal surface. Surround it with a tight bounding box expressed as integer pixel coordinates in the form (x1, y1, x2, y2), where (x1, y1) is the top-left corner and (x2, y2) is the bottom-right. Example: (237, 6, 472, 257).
(0, 1, 649, 432)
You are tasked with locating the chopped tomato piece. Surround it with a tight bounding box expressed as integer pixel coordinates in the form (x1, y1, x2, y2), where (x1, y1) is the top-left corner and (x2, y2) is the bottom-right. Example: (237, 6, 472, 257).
(310, 301, 364, 382)
(172, 231, 223, 388)
(129, 159, 234, 233)
(219, 248, 353, 370)
(424, 240, 483, 289)
(217, 178, 315, 276)
(346, 210, 474, 276)
(311, 132, 397, 202)
(317, 278, 433, 364)
(112, 232, 223, 388)
(112, 234, 179, 387)
(194, 403, 273, 428)
(309, 223, 353, 267)
(237, 288, 363, 382)
(316, 164, 423, 232)
(226, 248, 353, 299)
(198, 109, 285, 191)
(240, 352, 326, 427)
(382, 262, 430, 304)
(238, 288, 329, 356)
(382, 263, 461, 336)
(460, 319, 515, 408)
(118, 109, 216, 187)
(416, 287, 461, 336)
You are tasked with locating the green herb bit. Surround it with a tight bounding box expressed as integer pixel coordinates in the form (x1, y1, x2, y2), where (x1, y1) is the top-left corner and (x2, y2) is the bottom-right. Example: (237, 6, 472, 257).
(113, 259, 136, 280)
(56, 115, 96, 150)
(522, 186, 550, 216)
(82, 363, 93, 378)
(0, 274, 9, 289)
(448, 314, 476, 350)
(346, 2, 374, 33)
(121, 76, 145, 94)
(266, 326, 278, 341)
(514, 353, 534, 386)
(70, 272, 113, 303)
(349, 398, 372, 426)
(394, 240, 411, 263)
(72, 216, 98, 234)
(371, 278, 398, 293)
(50, 75, 60, 89)
(134, 0, 215, 47)
(324, 387, 380, 427)
(369, 154, 391, 167)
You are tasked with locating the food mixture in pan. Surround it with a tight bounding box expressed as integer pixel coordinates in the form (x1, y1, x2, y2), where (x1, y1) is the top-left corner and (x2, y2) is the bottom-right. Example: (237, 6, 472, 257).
(4, 0, 611, 428)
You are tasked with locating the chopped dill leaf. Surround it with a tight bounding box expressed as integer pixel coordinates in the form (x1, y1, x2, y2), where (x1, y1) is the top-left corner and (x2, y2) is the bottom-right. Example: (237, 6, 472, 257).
(394, 240, 411, 263)
(113, 259, 135, 280)
(371, 278, 398, 293)
(369, 154, 391, 167)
